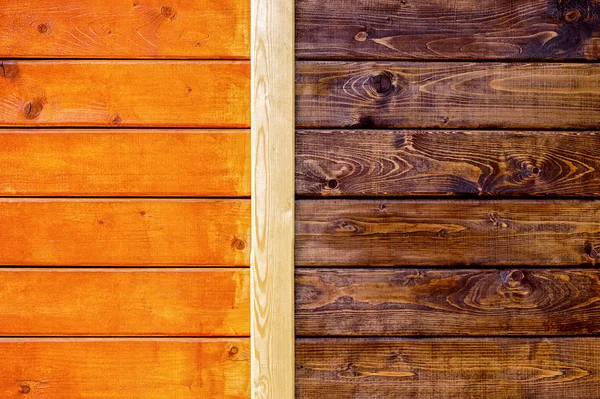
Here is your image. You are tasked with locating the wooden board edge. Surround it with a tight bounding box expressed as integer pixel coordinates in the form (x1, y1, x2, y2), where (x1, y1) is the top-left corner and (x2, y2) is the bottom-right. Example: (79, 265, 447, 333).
(250, 0, 295, 396)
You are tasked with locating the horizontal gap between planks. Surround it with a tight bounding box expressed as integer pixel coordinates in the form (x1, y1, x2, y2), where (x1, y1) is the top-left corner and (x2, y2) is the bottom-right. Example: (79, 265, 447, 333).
(0, 336, 250, 339)
(0, 196, 251, 199)
(294, 126, 600, 132)
(296, 334, 600, 340)
(1, 57, 250, 62)
(294, 57, 600, 64)
(294, 195, 600, 201)
(0, 126, 250, 131)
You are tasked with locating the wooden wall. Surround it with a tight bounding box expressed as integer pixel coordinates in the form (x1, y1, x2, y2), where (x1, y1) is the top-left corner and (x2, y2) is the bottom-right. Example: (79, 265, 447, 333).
(295, 0, 600, 397)
(0, 1, 250, 398)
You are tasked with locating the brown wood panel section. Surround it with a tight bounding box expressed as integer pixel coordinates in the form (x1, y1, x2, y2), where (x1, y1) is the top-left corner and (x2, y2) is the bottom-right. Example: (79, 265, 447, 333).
(296, 130, 600, 197)
(295, 199, 600, 266)
(0, 61, 249, 127)
(296, 0, 600, 60)
(0, 269, 249, 336)
(0, 130, 250, 197)
(296, 62, 600, 129)
(296, 338, 600, 398)
(0, 338, 249, 398)
(0, 199, 250, 266)
(0, 0, 249, 59)
(296, 268, 600, 336)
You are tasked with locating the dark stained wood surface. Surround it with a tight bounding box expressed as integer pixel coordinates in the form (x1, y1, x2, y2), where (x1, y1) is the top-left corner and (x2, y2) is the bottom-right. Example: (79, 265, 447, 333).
(296, 130, 600, 197)
(0, 61, 249, 127)
(296, 0, 600, 60)
(0, 339, 249, 398)
(0, 0, 249, 59)
(296, 268, 600, 336)
(0, 269, 249, 336)
(296, 62, 600, 129)
(296, 338, 600, 398)
(0, 130, 250, 196)
(0, 199, 250, 266)
(295, 199, 600, 266)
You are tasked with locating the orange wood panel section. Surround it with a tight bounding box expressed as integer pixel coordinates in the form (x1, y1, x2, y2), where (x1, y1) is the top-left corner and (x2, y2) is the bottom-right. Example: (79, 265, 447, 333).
(0, 130, 250, 196)
(0, 269, 249, 336)
(0, 0, 249, 59)
(0, 199, 250, 266)
(0, 338, 249, 398)
(0, 61, 249, 127)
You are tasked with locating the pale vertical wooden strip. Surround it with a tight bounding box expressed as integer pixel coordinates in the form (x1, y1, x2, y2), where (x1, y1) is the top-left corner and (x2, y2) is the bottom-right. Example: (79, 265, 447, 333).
(250, 0, 295, 394)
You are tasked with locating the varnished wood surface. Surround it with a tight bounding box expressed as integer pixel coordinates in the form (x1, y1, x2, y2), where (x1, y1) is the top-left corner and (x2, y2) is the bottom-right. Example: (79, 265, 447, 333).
(0, 199, 250, 266)
(0, 130, 250, 196)
(0, 61, 249, 127)
(0, 269, 249, 336)
(0, 338, 249, 398)
(296, 62, 600, 129)
(296, 268, 600, 336)
(251, 0, 296, 394)
(296, 0, 600, 60)
(296, 338, 600, 398)
(296, 130, 600, 197)
(296, 199, 600, 266)
(0, 0, 249, 59)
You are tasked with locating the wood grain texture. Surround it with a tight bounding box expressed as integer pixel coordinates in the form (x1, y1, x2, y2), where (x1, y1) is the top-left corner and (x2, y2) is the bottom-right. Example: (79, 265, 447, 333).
(296, 268, 600, 336)
(296, 338, 600, 399)
(296, 130, 600, 197)
(296, 62, 600, 129)
(0, 338, 249, 398)
(251, 0, 295, 394)
(0, 130, 250, 196)
(0, 61, 249, 127)
(296, 0, 600, 60)
(0, 199, 250, 266)
(0, 0, 249, 59)
(295, 199, 600, 266)
(0, 269, 249, 336)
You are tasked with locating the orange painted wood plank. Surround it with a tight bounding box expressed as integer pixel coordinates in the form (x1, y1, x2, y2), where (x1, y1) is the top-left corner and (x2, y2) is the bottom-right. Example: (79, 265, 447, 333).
(0, 61, 249, 127)
(0, 130, 250, 196)
(0, 199, 250, 266)
(0, 338, 249, 398)
(0, 269, 249, 336)
(0, 0, 249, 59)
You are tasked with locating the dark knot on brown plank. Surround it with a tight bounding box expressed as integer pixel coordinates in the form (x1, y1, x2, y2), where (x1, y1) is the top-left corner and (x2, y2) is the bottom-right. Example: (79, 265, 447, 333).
(232, 238, 246, 251)
(20, 385, 30, 394)
(23, 99, 44, 119)
(370, 72, 393, 94)
(37, 23, 49, 33)
(161, 5, 176, 19)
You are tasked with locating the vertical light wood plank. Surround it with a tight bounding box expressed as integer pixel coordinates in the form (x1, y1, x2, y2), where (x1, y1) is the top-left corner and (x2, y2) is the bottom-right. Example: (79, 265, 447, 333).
(250, 0, 295, 395)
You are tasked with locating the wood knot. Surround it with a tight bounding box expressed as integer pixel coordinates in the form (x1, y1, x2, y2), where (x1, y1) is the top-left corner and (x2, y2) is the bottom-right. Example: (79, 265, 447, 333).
(232, 238, 246, 251)
(489, 213, 508, 228)
(370, 72, 394, 94)
(23, 99, 44, 119)
(354, 31, 368, 42)
(161, 5, 176, 18)
(20, 385, 30, 394)
(585, 242, 598, 259)
(335, 220, 358, 233)
(565, 9, 582, 23)
(229, 346, 239, 355)
(325, 179, 340, 190)
(37, 23, 49, 33)
(0, 61, 19, 79)
(111, 115, 122, 125)
(501, 270, 531, 295)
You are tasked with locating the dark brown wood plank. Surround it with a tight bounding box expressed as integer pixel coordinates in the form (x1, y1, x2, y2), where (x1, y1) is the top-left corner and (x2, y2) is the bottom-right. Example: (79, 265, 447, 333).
(296, 62, 600, 129)
(296, 338, 600, 399)
(296, 130, 600, 197)
(0, 339, 249, 398)
(295, 199, 600, 266)
(296, 0, 600, 60)
(296, 268, 600, 336)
